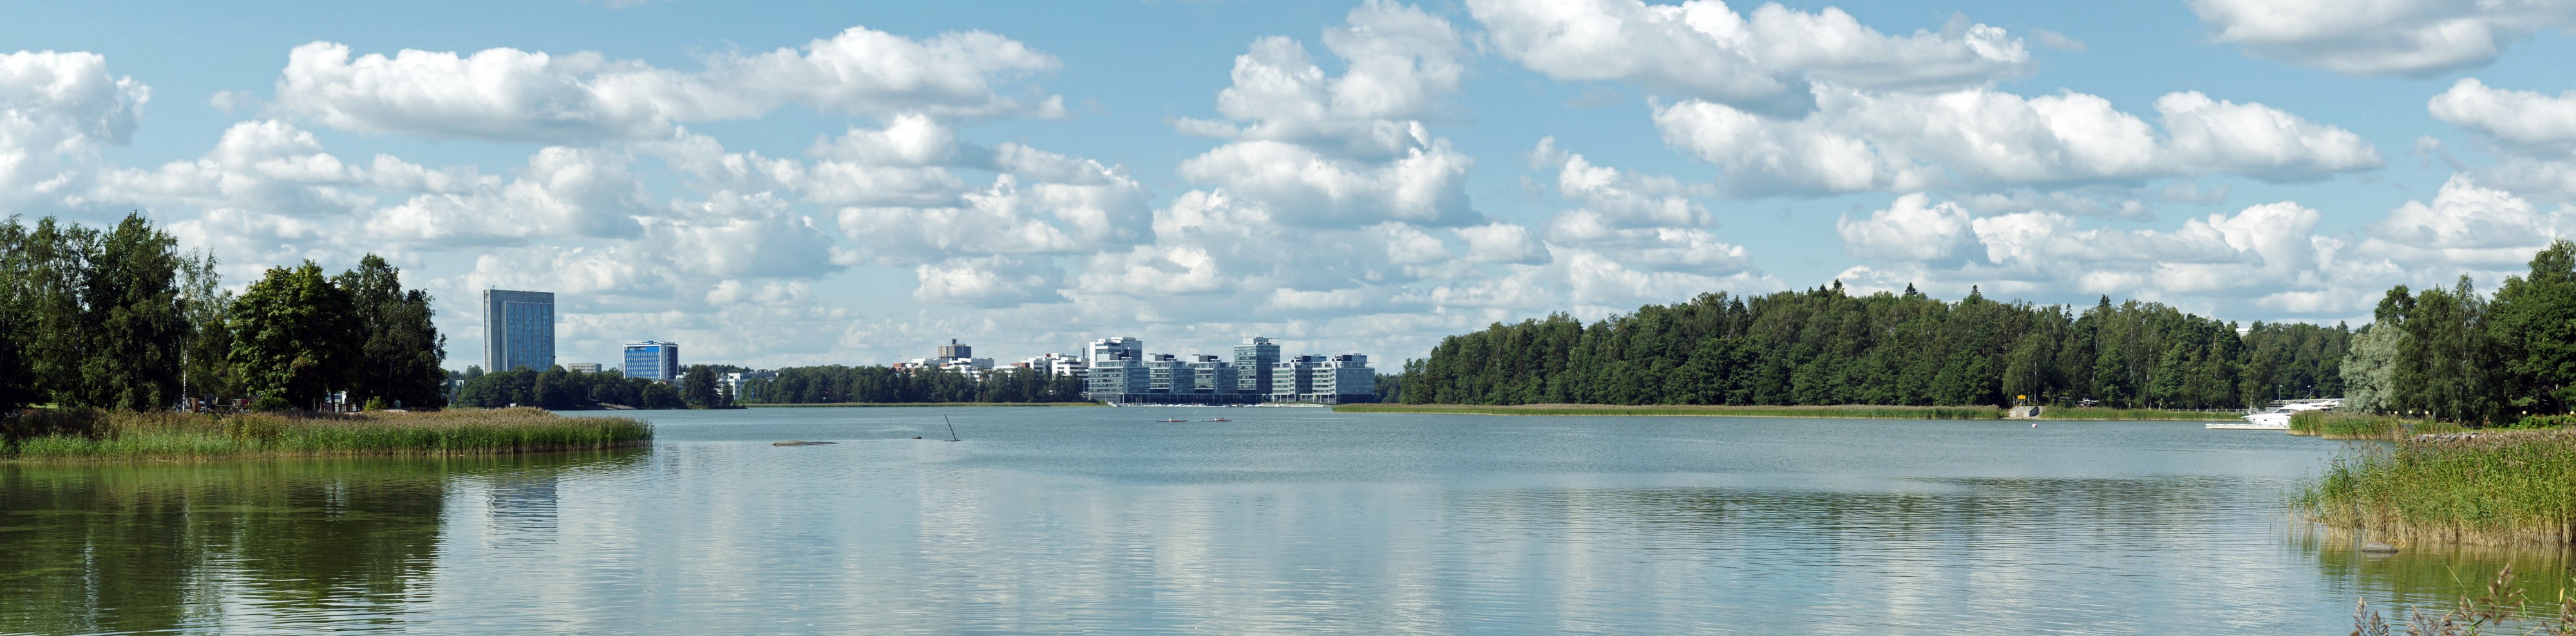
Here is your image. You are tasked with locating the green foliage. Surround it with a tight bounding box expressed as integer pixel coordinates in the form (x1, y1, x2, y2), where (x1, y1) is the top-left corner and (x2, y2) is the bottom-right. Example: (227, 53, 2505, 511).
(451, 368, 687, 409)
(0, 217, 97, 410)
(1374, 372, 1403, 404)
(2028, 407, 2244, 420)
(2298, 429, 2576, 545)
(2509, 414, 2576, 429)
(740, 366, 1089, 404)
(249, 394, 290, 412)
(2342, 326, 2402, 414)
(78, 213, 188, 411)
(0, 214, 229, 411)
(333, 255, 448, 409)
(2492, 241, 2576, 413)
(2285, 411, 2448, 439)
(2338, 241, 2576, 425)
(3, 214, 442, 414)
(1399, 285, 2347, 409)
(227, 261, 361, 409)
(679, 364, 723, 407)
(177, 248, 236, 402)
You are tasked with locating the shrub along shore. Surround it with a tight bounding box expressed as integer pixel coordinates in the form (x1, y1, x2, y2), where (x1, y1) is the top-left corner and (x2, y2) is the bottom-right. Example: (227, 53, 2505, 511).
(0, 407, 652, 462)
(1329, 403, 2195, 420)
(2299, 428, 2576, 547)
(2286, 411, 2473, 440)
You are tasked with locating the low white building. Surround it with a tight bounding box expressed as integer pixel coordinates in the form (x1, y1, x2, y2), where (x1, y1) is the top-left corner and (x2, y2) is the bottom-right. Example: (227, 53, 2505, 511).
(721, 371, 778, 402)
(895, 340, 996, 379)
(1018, 352, 1088, 379)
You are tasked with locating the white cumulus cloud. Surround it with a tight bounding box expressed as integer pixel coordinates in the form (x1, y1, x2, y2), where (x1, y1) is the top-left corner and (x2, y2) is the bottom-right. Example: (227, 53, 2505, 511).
(2190, 0, 2576, 76)
(1470, 0, 2031, 113)
(274, 26, 1059, 143)
(1656, 87, 2381, 196)
(2425, 79, 2576, 199)
(0, 50, 148, 210)
(1173, 1, 1482, 228)
(915, 255, 1067, 307)
(1834, 180, 2576, 316)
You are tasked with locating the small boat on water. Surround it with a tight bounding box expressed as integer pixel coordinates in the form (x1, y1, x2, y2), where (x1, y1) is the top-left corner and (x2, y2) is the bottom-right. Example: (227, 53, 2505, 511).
(1156, 418, 1188, 422)
(2210, 399, 2341, 430)
(1204, 418, 1230, 422)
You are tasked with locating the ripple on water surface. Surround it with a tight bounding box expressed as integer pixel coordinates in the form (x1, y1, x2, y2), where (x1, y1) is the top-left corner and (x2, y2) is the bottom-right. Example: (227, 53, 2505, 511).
(2, 407, 2565, 635)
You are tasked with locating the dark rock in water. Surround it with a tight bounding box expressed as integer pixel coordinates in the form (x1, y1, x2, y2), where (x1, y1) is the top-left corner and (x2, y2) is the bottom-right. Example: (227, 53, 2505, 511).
(2360, 541, 2399, 553)
(772, 440, 838, 447)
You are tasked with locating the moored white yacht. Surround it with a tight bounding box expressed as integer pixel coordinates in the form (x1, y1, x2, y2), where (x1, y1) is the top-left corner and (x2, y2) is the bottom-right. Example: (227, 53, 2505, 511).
(2209, 399, 2342, 430)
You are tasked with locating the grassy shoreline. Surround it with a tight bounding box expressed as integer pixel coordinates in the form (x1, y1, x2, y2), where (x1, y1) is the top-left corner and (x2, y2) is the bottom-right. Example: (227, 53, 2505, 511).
(2287, 411, 2469, 439)
(1, 407, 652, 462)
(2031, 407, 2240, 421)
(2298, 427, 2576, 547)
(741, 402, 1104, 408)
(1334, 403, 2242, 420)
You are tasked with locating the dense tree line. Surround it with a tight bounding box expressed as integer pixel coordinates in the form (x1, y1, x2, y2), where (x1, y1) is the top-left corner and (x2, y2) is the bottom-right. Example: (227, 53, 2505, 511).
(1, 214, 445, 413)
(1401, 282, 2349, 409)
(2342, 241, 2576, 425)
(451, 366, 690, 409)
(742, 365, 1088, 404)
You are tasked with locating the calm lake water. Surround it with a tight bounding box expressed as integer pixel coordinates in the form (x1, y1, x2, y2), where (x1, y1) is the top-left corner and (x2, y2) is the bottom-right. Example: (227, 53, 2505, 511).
(5, 407, 2571, 635)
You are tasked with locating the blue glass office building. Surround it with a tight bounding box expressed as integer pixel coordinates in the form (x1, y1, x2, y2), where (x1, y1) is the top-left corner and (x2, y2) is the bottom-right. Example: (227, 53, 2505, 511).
(482, 289, 555, 372)
(625, 341, 680, 382)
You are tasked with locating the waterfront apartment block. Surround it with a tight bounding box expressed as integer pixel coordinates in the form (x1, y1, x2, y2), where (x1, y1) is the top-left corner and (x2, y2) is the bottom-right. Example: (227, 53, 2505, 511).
(1188, 355, 1238, 394)
(483, 289, 556, 373)
(1233, 337, 1280, 395)
(1090, 337, 1142, 364)
(1083, 335, 1366, 405)
(624, 341, 679, 382)
(896, 339, 996, 378)
(1016, 352, 1088, 379)
(1271, 354, 1377, 404)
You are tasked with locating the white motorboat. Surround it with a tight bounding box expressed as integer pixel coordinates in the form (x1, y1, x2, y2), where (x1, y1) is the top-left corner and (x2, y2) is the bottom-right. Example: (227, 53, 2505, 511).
(2208, 399, 2342, 430)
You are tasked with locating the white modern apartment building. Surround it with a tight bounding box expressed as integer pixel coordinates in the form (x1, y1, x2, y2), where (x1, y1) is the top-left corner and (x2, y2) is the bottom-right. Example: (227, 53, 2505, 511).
(1083, 335, 1367, 404)
(1271, 354, 1377, 404)
(721, 371, 779, 402)
(1016, 352, 1088, 379)
(896, 339, 995, 379)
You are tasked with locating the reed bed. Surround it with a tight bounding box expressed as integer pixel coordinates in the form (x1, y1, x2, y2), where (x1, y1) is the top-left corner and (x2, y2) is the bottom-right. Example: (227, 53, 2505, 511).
(2297, 428, 2576, 547)
(2032, 407, 2242, 421)
(2288, 411, 2468, 439)
(1332, 403, 2007, 419)
(1, 407, 652, 461)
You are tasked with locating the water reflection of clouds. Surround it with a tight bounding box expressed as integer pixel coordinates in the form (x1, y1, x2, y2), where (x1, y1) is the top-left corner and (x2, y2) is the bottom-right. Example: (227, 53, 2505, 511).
(484, 471, 560, 545)
(33, 408, 2576, 633)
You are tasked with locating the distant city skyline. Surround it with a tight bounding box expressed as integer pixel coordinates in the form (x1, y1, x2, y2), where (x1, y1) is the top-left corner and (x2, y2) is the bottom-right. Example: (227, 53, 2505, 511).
(10, 1, 2575, 371)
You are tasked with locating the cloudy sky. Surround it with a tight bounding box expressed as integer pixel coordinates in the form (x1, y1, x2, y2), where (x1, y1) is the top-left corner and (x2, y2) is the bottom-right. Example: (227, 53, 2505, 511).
(6, 0, 2575, 369)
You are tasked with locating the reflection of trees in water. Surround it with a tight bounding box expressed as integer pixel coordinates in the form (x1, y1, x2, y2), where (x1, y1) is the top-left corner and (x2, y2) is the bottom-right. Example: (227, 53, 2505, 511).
(0, 449, 643, 634)
(2296, 530, 2575, 612)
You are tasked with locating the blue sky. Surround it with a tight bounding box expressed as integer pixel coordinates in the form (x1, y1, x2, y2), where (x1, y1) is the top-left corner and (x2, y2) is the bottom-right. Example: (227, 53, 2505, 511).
(6, 0, 2575, 369)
